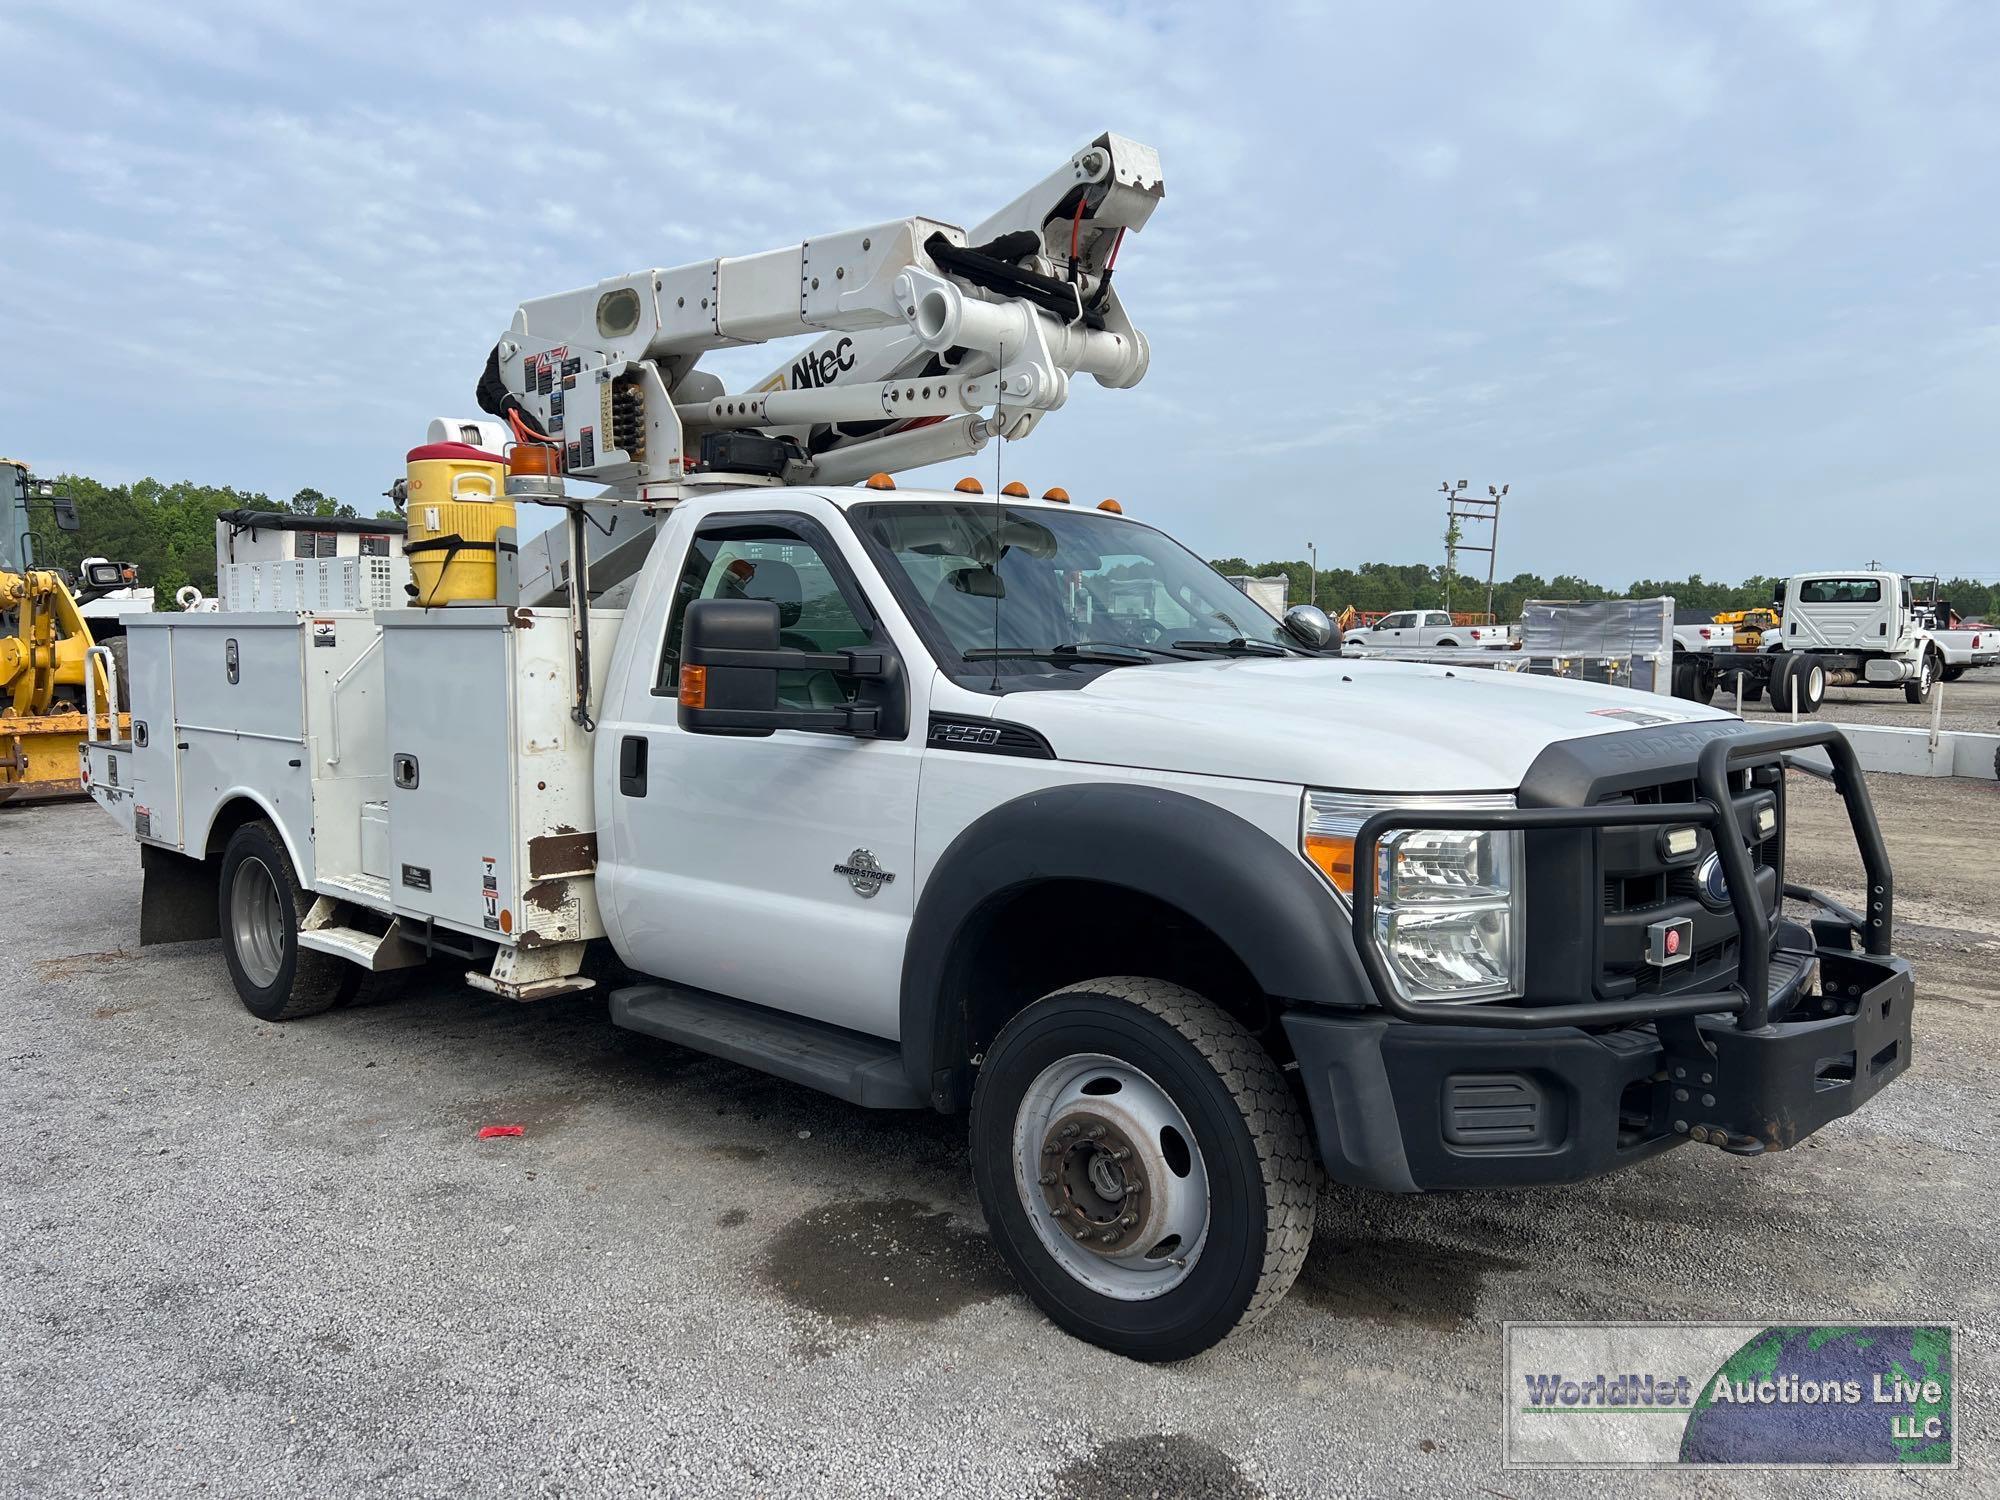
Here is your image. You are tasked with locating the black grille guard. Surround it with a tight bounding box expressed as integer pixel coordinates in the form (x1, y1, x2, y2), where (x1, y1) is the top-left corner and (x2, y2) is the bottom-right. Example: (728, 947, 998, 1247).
(1350, 724, 1893, 1031)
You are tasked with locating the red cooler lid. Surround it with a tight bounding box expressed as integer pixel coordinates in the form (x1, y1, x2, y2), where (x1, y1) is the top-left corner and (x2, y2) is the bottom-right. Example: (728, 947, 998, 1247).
(405, 442, 502, 463)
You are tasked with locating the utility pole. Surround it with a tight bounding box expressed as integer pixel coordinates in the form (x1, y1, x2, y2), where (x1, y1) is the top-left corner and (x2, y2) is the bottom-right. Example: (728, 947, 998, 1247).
(1307, 540, 1317, 605)
(1442, 480, 1506, 620)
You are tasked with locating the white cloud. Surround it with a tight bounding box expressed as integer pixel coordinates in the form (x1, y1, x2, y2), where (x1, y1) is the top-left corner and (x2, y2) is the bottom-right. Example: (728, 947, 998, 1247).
(0, 0, 1993, 581)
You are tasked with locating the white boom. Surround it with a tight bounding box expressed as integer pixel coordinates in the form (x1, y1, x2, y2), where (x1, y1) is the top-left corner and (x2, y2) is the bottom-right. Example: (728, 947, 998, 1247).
(486, 133, 1163, 604)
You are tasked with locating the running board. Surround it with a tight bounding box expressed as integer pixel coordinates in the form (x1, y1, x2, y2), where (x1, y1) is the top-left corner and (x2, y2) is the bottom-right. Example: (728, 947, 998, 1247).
(609, 983, 923, 1109)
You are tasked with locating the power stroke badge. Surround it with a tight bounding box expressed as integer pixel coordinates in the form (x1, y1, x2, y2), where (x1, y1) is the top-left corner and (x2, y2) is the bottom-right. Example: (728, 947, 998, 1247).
(834, 849, 895, 899)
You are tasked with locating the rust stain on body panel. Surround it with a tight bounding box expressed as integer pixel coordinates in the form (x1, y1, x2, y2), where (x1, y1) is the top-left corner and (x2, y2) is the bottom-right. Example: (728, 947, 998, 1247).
(527, 829, 596, 879)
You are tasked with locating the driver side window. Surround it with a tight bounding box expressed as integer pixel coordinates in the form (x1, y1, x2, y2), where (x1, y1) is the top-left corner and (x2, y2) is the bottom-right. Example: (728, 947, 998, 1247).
(657, 527, 868, 709)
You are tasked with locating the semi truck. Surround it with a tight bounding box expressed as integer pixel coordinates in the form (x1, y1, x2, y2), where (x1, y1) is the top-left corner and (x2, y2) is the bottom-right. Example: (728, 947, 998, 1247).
(80, 135, 1915, 1361)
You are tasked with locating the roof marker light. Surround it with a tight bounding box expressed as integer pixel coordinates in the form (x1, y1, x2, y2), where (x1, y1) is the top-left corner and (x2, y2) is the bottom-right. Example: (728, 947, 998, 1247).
(955, 477, 984, 494)
(1000, 481, 1029, 497)
(1042, 487, 1070, 503)
(1097, 498, 1123, 514)
(863, 472, 896, 490)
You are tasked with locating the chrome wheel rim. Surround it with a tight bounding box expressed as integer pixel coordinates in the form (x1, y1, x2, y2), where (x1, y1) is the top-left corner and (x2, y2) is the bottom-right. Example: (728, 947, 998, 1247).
(1011, 1052, 1210, 1300)
(229, 856, 286, 989)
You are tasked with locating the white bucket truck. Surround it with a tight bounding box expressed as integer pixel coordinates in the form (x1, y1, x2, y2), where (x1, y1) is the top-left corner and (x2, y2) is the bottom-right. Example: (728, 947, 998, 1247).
(82, 136, 1915, 1361)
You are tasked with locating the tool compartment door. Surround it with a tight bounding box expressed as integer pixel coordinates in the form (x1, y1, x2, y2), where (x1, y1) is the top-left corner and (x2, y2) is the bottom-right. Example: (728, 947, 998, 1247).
(125, 621, 182, 847)
(381, 612, 519, 939)
(170, 617, 313, 880)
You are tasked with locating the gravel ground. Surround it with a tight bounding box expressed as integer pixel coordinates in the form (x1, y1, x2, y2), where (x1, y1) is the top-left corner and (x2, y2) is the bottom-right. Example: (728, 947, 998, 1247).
(3, 779, 1995, 1499)
(1729, 661, 2000, 733)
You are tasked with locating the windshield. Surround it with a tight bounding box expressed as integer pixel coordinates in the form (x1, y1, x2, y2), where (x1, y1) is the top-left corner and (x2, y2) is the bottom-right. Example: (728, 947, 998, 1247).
(853, 502, 1298, 682)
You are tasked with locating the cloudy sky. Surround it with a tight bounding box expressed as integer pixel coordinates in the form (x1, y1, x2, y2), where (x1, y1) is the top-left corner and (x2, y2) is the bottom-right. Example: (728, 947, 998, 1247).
(3, 0, 1995, 584)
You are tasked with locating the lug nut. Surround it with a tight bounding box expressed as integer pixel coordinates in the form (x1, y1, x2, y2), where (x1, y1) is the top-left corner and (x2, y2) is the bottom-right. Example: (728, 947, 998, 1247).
(1690, 1125, 1710, 1143)
(1039, 1172, 1056, 1186)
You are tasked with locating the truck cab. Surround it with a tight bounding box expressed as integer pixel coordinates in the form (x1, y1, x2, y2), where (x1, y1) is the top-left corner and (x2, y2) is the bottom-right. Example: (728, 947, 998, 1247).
(1780, 570, 1948, 703)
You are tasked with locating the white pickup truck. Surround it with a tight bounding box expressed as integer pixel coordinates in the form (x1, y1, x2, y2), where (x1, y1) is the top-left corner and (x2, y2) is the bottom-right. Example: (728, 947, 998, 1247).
(1342, 609, 1516, 650)
(82, 475, 1918, 1361)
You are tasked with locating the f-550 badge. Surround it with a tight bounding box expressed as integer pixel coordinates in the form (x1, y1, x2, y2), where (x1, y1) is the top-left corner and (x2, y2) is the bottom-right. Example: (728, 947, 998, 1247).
(834, 848, 895, 899)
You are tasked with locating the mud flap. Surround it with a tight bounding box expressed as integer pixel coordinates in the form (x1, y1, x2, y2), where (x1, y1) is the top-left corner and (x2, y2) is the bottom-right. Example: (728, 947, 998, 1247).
(139, 843, 220, 945)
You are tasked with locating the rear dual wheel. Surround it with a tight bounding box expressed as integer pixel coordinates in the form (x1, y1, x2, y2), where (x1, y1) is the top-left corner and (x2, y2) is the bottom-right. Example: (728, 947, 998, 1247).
(970, 979, 1316, 1362)
(218, 819, 354, 1021)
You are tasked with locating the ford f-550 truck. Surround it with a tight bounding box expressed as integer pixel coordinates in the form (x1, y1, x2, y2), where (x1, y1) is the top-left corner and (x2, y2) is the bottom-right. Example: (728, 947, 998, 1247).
(78, 136, 1915, 1361)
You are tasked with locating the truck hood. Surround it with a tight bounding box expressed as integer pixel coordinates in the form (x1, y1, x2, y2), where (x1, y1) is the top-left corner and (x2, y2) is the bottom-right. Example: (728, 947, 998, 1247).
(995, 657, 1735, 792)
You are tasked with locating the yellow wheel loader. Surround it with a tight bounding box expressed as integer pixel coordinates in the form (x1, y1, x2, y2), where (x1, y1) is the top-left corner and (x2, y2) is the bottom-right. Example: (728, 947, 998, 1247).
(1, 458, 133, 803)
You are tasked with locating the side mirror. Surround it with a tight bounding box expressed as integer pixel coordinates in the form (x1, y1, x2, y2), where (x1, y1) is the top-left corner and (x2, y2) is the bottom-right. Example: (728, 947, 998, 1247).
(1771, 581, 1786, 605)
(1282, 603, 1337, 651)
(676, 597, 905, 739)
(52, 497, 81, 532)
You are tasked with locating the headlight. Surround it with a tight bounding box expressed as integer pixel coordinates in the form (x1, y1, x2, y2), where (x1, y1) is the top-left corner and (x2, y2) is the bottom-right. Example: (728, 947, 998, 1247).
(1302, 791, 1524, 1003)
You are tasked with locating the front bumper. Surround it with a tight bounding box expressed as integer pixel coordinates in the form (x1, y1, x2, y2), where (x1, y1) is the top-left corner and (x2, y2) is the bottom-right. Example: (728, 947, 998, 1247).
(1284, 932, 1914, 1191)
(1290, 722, 1917, 1192)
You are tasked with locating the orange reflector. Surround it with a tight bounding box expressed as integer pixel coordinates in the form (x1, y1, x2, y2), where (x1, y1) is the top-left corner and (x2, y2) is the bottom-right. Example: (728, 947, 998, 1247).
(1042, 487, 1070, 503)
(1000, 481, 1029, 497)
(1303, 833, 1357, 896)
(509, 443, 562, 477)
(499, 907, 513, 935)
(1097, 498, 1123, 514)
(954, 477, 985, 494)
(678, 665, 708, 709)
(863, 472, 896, 490)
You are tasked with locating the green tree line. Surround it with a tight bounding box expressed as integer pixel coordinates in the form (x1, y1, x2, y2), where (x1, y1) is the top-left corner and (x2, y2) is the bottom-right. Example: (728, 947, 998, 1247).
(24, 474, 398, 608)
(1211, 557, 2000, 624)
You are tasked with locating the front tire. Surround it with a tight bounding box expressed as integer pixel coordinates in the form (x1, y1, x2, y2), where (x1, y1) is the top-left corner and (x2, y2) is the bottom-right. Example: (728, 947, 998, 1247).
(1903, 650, 1938, 705)
(970, 978, 1315, 1361)
(218, 819, 351, 1021)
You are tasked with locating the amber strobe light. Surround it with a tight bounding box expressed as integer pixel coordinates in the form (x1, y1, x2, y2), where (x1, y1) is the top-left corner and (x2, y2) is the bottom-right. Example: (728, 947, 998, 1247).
(954, 477, 985, 493)
(509, 442, 562, 477)
(1098, 498, 1123, 513)
(678, 665, 708, 708)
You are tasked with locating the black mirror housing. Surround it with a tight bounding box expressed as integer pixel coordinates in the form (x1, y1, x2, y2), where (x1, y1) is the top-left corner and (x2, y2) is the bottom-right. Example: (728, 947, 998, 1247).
(52, 497, 81, 532)
(676, 596, 908, 740)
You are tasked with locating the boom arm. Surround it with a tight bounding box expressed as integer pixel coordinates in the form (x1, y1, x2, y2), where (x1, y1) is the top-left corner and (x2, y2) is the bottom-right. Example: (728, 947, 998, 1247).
(483, 133, 1162, 506)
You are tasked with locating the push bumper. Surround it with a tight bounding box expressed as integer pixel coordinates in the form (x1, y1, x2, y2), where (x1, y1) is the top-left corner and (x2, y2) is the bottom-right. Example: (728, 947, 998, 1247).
(1284, 937, 1914, 1191)
(1291, 723, 1917, 1192)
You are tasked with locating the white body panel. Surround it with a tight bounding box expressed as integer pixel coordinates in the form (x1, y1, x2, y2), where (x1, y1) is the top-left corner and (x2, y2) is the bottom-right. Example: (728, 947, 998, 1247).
(379, 608, 616, 948)
(1782, 571, 1913, 655)
(594, 493, 933, 1039)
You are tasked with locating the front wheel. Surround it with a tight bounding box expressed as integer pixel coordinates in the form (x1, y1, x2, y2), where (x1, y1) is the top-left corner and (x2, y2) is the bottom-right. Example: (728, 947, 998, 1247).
(218, 819, 352, 1021)
(970, 979, 1316, 1361)
(1903, 650, 1938, 705)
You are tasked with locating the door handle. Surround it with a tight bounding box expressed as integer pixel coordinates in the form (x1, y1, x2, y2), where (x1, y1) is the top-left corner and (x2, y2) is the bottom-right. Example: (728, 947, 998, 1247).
(619, 734, 648, 797)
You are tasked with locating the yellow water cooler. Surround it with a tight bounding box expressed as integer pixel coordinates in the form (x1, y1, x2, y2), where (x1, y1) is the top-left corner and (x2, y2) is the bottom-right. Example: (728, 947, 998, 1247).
(402, 442, 513, 605)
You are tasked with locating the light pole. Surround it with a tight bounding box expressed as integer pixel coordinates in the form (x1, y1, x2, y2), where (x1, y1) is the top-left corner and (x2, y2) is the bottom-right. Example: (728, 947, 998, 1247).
(1307, 540, 1317, 606)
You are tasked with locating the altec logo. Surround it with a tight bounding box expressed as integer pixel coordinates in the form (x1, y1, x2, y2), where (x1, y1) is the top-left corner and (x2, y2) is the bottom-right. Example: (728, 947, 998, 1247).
(790, 336, 856, 390)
